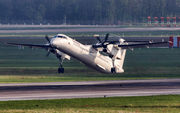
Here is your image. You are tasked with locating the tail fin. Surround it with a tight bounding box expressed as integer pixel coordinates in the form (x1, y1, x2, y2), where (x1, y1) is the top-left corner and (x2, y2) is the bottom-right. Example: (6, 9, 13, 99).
(118, 38, 127, 68)
(114, 49, 126, 73)
(120, 49, 126, 68)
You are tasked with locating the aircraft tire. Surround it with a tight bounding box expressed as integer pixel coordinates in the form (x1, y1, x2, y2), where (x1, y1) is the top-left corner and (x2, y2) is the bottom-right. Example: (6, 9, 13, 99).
(111, 68, 114, 73)
(58, 68, 61, 73)
(111, 68, 116, 73)
(58, 68, 65, 73)
(62, 68, 64, 73)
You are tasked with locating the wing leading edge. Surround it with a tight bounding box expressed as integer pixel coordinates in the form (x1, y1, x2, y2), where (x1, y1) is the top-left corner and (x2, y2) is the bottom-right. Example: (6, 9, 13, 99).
(117, 41, 171, 49)
(6, 43, 51, 49)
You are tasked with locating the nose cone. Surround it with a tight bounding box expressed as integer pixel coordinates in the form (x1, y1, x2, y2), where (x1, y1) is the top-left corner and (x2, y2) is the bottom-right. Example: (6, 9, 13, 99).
(51, 38, 60, 48)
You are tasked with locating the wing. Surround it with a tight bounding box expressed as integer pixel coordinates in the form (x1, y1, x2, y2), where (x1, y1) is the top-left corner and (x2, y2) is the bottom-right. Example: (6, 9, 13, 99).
(6, 43, 51, 49)
(117, 41, 171, 49)
(109, 40, 151, 44)
(6, 42, 71, 60)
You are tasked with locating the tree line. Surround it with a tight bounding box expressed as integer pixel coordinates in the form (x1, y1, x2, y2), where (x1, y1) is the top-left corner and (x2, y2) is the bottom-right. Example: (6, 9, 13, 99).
(0, 0, 180, 23)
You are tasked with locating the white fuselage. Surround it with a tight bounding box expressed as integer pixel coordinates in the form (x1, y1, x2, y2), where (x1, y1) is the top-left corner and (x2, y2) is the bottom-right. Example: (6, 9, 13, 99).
(51, 34, 125, 74)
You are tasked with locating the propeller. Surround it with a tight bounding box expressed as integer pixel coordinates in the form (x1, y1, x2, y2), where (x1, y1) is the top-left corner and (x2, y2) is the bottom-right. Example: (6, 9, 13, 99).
(45, 35, 51, 43)
(92, 33, 114, 53)
(93, 33, 110, 50)
(45, 35, 56, 57)
(94, 34, 116, 66)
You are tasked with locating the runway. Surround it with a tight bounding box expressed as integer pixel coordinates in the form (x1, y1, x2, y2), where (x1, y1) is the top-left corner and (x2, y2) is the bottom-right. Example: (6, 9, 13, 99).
(0, 79, 180, 101)
(1, 26, 180, 33)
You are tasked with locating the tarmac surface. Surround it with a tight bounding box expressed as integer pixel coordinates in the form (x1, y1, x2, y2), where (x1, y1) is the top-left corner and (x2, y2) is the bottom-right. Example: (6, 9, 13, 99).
(1, 25, 180, 33)
(0, 79, 180, 101)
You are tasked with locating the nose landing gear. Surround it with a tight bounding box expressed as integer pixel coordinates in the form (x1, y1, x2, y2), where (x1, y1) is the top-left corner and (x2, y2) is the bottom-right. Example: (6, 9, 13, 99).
(57, 56, 65, 73)
(58, 67, 64, 73)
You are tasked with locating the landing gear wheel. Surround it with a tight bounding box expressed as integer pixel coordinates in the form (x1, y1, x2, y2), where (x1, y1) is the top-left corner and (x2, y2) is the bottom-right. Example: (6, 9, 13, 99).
(62, 68, 64, 73)
(57, 56, 65, 74)
(111, 67, 116, 73)
(58, 68, 64, 73)
(58, 68, 61, 73)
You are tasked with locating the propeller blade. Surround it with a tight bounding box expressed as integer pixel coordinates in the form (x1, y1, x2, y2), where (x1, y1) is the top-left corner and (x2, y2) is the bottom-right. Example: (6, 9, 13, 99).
(45, 35, 51, 44)
(46, 50, 51, 57)
(93, 33, 110, 49)
(96, 37, 102, 43)
(104, 33, 109, 42)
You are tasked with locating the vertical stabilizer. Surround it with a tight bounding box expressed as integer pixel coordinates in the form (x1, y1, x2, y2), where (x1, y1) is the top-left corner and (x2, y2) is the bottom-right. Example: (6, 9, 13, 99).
(113, 38, 127, 73)
(120, 49, 126, 68)
(113, 49, 126, 73)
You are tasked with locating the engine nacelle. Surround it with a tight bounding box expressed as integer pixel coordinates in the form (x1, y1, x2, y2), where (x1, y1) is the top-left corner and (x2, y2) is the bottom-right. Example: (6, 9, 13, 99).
(106, 45, 121, 60)
(56, 50, 70, 60)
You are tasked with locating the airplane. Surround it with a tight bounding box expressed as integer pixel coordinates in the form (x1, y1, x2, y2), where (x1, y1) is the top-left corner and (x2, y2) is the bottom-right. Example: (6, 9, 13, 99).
(6, 33, 170, 74)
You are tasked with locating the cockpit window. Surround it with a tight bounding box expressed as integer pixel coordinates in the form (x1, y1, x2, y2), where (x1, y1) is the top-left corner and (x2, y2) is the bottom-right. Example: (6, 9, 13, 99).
(58, 36, 67, 39)
(54, 35, 67, 39)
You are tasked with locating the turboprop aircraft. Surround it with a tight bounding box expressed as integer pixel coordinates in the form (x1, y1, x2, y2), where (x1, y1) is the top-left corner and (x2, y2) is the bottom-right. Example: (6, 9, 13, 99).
(6, 33, 170, 74)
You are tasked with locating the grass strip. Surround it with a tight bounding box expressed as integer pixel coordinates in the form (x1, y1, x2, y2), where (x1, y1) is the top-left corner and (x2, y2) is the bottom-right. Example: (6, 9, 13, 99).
(0, 95, 180, 113)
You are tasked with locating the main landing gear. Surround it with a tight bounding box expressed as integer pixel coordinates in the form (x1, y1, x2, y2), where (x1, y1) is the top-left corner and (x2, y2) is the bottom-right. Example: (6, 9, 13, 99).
(111, 58, 116, 73)
(57, 56, 65, 73)
(111, 67, 116, 73)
